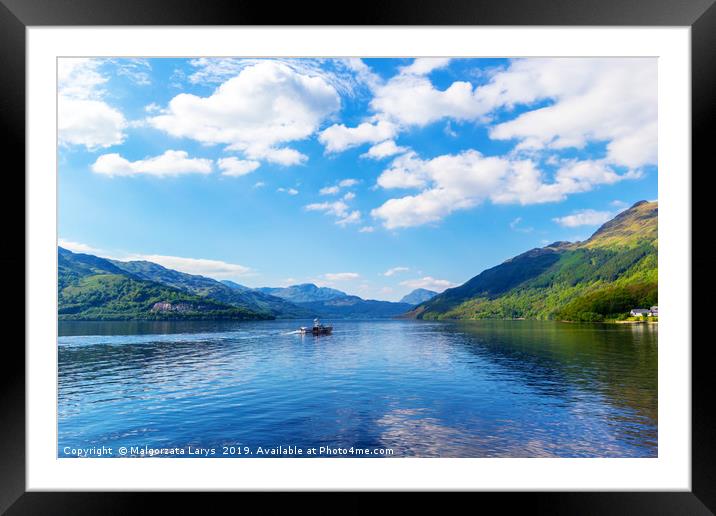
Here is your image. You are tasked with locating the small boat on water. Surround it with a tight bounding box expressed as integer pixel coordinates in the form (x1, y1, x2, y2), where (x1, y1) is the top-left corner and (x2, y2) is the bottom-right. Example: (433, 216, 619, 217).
(299, 318, 333, 335)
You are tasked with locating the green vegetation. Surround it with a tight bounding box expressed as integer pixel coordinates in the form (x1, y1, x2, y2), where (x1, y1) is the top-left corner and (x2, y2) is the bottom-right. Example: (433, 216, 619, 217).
(111, 259, 313, 318)
(58, 248, 271, 321)
(410, 201, 657, 322)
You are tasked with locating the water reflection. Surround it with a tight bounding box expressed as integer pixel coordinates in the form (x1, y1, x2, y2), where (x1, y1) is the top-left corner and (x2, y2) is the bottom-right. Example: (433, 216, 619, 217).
(58, 320, 657, 457)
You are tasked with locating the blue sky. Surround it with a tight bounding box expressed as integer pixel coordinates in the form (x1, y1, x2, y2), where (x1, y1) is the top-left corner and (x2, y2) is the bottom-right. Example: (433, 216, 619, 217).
(58, 57, 657, 301)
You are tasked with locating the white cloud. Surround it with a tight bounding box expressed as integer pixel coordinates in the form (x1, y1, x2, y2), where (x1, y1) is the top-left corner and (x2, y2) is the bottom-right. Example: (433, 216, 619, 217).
(144, 102, 161, 113)
(277, 187, 299, 195)
(305, 200, 348, 217)
(253, 181, 266, 188)
(400, 276, 456, 292)
(370, 75, 490, 128)
(324, 272, 360, 281)
(58, 58, 127, 150)
(485, 58, 657, 169)
(359, 226, 375, 233)
(444, 122, 458, 138)
(361, 140, 408, 160)
(58, 238, 104, 254)
(218, 157, 261, 177)
(91, 150, 213, 177)
(319, 120, 398, 153)
(149, 61, 340, 165)
(343, 191, 356, 201)
(59, 98, 128, 150)
(320, 178, 359, 196)
(241, 146, 307, 166)
(186, 57, 375, 98)
(110, 58, 152, 86)
(336, 210, 361, 226)
(383, 266, 409, 277)
(320, 186, 340, 195)
(399, 58, 452, 76)
(58, 238, 254, 280)
(127, 254, 253, 279)
(58, 58, 107, 100)
(305, 200, 359, 225)
(552, 209, 613, 227)
(371, 150, 639, 229)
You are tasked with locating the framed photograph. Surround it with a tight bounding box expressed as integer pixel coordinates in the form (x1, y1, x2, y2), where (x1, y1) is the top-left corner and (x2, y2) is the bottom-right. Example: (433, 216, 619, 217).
(4, 0, 712, 511)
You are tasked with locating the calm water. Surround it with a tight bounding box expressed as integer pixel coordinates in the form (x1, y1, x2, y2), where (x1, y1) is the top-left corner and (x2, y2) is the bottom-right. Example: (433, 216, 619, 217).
(58, 320, 657, 458)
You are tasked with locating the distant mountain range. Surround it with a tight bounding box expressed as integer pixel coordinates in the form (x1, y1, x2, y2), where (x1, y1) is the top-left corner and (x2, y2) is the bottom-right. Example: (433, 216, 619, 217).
(111, 259, 312, 318)
(252, 282, 415, 318)
(254, 283, 347, 303)
(58, 249, 420, 320)
(406, 200, 657, 322)
(399, 288, 438, 305)
(58, 201, 656, 322)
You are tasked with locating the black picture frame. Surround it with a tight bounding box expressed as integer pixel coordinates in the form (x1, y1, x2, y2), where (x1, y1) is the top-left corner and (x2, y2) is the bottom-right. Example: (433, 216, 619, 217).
(1, 0, 711, 512)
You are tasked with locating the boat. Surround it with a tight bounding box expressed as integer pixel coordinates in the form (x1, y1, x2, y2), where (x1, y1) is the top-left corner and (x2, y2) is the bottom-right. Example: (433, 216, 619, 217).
(299, 318, 333, 335)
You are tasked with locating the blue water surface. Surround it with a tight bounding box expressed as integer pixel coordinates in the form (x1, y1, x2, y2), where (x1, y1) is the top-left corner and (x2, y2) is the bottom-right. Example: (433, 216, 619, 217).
(58, 319, 657, 458)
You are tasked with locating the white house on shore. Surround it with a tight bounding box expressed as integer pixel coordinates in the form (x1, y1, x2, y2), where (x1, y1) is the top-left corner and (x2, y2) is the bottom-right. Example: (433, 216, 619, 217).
(630, 306, 658, 317)
(630, 308, 650, 317)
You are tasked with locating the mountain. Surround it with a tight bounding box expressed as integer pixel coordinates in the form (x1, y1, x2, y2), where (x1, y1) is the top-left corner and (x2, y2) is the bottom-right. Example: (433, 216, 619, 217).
(255, 283, 347, 303)
(220, 280, 251, 292)
(58, 248, 269, 321)
(296, 296, 413, 319)
(399, 288, 438, 305)
(408, 201, 657, 322)
(109, 259, 312, 318)
(255, 282, 419, 318)
(254, 283, 411, 318)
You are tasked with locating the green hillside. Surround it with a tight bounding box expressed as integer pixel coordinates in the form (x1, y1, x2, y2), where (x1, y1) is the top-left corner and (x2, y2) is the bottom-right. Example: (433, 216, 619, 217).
(409, 201, 657, 322)
(58, 248, 271, 321)
(111, 259, 313, 318)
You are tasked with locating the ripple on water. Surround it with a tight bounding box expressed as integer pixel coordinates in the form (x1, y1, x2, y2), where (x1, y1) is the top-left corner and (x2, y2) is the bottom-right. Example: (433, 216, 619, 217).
(58, 319, 657, 458)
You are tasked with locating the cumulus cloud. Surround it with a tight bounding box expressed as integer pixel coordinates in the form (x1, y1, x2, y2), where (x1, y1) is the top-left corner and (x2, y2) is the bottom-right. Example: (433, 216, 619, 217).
(361, 140, 408, 160)
(372, 77, 486, 128)
(383, 266, 409, 277)
(320, 186, 340, 195)
(320, 58, 657, 200)
(186, 57, 375, 98)
(149, 61, 340, 165)
(399, 58, 452, 76)
(319, 120, 398, 153)
(552, 209, 613, 227)
(371, 150, 639, 229)
(359, 226, 375, 233)
(218, 157, 261, 177)
(305, 200, 360, 226)
(58, 58, 127, 149)
(485, 58, 657, 169)
(400, 276, 456, 292)
(91, 150, 213, 177)
(319, 178, 359, 196)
